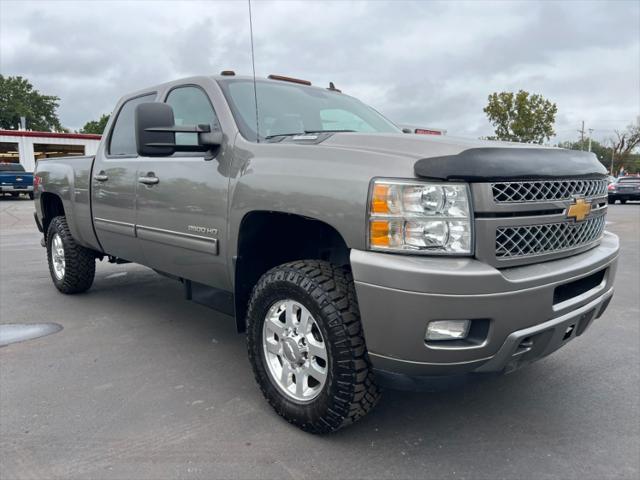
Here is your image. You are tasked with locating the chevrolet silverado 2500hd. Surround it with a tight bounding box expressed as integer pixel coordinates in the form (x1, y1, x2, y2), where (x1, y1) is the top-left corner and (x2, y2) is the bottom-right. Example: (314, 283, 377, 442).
(33, 74, 619, 433)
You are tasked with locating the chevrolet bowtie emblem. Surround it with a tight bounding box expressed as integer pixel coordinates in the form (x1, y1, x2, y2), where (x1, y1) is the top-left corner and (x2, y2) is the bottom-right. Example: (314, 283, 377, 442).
(567, 197, 591, 222)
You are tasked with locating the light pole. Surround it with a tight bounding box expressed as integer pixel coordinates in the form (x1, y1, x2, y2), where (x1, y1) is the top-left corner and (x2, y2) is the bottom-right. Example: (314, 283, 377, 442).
(610, 149, 615, 176)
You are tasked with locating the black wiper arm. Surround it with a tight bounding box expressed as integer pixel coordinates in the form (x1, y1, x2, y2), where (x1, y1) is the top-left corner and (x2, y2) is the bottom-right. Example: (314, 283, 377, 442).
(303, 129, 356, 134)
(264, 129, 355, 140)
(264, 132, 304, 140)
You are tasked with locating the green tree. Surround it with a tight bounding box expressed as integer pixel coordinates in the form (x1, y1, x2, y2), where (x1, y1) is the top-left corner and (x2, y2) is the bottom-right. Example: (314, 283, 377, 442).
(610, 121, 640, 171)
(80, 114, 110, 134)
(558, 126, 640, 174)
(0, 75, 63, 131)
(484, 90, 557, 144)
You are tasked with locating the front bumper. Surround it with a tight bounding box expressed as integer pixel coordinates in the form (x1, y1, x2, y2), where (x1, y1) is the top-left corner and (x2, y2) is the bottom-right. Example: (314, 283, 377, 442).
(351, 232, 619, 385)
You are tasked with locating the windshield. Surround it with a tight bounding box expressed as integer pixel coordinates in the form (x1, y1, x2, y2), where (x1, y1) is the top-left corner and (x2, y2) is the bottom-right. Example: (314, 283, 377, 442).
(218, 78, 401, 141)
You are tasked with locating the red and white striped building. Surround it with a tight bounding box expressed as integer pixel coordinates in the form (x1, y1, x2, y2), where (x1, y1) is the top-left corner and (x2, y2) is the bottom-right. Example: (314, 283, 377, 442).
(0, 130, 102, 172)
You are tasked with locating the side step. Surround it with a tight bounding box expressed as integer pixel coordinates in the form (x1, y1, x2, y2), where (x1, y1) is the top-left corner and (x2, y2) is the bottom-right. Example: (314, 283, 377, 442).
(184, 279, 235, 317)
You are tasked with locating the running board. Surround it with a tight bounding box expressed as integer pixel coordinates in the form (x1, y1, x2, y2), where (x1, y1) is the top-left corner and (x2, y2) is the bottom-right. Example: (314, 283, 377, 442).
(184, 280, 235, 317)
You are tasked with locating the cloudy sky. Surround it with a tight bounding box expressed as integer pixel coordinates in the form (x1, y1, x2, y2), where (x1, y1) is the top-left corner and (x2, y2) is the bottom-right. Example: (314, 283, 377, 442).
(1, 0, 638, 143)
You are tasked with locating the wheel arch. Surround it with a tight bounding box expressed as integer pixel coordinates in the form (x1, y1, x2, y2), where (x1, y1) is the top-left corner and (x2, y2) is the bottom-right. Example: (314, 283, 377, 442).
(40, 192, 66, 238)
(233, 211, 350, 332)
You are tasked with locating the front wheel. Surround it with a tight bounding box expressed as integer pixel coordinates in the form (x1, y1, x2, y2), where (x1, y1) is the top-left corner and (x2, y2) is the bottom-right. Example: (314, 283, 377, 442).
(46, 216, 96, 294)
(246, 260, 380, 433)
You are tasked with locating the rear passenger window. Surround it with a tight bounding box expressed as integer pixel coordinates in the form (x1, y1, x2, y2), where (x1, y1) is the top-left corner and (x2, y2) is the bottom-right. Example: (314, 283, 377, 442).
(166, 86, 219, 146)
(109, 93, 156, 156)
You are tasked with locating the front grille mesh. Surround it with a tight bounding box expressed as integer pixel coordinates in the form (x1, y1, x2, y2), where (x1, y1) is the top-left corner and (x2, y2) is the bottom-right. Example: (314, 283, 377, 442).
(495, 215, 605, 259)
(492, 179, 607, 203)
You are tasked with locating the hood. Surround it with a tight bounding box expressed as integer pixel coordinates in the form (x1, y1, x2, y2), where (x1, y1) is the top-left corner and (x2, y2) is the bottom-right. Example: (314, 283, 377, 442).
(322, 132, 534, 159)
(321, 132, 606, 182)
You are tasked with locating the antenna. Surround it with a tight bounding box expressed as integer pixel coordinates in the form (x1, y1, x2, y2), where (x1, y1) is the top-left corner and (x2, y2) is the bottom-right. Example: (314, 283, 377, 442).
(248, 0, 260, 142)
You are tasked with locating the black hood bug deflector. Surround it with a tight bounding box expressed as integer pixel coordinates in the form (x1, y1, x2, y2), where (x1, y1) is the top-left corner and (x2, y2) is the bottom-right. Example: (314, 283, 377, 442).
(414, 147, 607, 182)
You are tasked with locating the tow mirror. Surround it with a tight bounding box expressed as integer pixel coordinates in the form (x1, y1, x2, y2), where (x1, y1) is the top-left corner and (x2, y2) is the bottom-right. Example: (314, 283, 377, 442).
(134, 102, 222, 157)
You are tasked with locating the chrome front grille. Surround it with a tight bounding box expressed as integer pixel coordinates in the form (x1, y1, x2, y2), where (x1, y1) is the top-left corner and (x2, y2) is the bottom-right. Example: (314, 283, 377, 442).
(495, 215, 606, 259)
(491, 179, 607, 203)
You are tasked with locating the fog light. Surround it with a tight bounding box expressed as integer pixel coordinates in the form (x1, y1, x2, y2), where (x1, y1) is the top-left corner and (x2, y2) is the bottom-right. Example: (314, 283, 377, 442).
(426, 320, 470, 341)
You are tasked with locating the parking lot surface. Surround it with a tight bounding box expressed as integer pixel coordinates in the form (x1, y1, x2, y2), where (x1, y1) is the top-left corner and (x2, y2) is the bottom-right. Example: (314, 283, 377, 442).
(1, 198, 639, 480)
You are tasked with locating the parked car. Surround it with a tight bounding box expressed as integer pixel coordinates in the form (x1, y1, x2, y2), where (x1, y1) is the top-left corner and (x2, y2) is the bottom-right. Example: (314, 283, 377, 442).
(608, 176, 640, 204)
(33, 74, 618, 433)
(0, 163, 34, 199)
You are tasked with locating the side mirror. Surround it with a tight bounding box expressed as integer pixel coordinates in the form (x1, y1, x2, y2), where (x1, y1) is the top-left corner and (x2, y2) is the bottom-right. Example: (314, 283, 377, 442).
(135, 103, 176, 157)
(135, 103, 222, 157)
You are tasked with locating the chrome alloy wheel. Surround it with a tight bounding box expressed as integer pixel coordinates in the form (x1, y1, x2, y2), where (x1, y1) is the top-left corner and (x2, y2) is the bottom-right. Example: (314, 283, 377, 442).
(262, 299, 328, 403)
(51, 233, 66, 280)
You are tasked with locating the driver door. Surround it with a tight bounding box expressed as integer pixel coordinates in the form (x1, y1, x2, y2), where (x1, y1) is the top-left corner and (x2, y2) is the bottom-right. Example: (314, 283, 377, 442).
(135, 84, 230, 289)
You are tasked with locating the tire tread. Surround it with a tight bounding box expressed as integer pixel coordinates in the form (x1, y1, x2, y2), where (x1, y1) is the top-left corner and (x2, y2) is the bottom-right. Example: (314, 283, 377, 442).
(47, 216, 95, 294)
(246, 260, 380, 433)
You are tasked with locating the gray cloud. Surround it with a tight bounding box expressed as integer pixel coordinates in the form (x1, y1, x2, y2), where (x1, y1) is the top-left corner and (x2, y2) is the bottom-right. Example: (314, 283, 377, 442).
(1, 0, 638, 144)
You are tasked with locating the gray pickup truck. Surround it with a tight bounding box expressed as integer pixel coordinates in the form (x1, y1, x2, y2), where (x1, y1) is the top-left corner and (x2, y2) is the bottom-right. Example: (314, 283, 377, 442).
(34, 73, 619, 433)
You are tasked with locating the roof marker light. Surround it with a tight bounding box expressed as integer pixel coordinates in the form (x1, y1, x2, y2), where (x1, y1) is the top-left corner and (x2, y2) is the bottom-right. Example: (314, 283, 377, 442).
(267, 74, 311, 86)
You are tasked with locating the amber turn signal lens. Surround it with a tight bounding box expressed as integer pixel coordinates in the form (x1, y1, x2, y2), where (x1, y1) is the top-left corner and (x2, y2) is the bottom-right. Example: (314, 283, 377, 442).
(371, 184, 390, 214)
(370, 220, 390, 247)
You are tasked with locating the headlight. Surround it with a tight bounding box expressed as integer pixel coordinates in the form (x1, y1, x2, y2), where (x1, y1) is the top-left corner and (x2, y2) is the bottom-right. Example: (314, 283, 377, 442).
(368, 179, 473, 254)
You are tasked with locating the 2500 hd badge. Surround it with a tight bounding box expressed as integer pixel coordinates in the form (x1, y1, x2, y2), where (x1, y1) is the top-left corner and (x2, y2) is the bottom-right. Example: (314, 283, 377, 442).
(187, 225, 218, 236)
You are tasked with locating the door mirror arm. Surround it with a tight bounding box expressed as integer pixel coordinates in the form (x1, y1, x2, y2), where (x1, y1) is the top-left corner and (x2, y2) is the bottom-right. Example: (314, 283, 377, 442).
(201, 131, 224, 161)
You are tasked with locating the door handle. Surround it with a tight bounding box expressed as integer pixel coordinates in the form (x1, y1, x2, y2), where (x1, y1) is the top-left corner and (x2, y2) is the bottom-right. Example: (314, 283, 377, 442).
(138, 174, 159, 185)
(93, 172, 109, 182)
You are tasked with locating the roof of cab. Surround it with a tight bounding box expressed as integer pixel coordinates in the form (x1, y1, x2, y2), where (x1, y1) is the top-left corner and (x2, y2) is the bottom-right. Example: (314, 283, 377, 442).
(120, 73, 340, 101)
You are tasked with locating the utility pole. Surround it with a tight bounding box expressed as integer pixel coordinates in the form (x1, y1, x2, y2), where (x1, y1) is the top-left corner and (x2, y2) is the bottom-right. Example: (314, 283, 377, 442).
(588, 128, 593, 152)
(578, 121, 586, 150)
(610, 144, 615, 176)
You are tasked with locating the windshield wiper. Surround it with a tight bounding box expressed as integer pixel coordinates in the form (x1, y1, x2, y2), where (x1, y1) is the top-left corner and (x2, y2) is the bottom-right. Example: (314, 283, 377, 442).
(303, 129, 356, 134)
(265, 129, 355, 140)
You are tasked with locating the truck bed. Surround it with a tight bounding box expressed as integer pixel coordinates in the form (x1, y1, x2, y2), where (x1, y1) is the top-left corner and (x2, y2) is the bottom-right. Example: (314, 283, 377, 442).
(34, 155, 100, 251)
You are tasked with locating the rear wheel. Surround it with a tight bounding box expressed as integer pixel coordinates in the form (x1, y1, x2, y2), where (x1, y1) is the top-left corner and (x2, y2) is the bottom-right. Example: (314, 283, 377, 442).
(46, 216, 96, 294)
(28, 192, 34, 200)
(620, 199, 627, 204)
(246, 260, 380, 433)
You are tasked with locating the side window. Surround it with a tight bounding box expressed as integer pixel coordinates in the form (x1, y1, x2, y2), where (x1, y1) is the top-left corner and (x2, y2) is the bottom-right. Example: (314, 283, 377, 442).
(109, 94, 156, 156)
(166, 86, 219, 146)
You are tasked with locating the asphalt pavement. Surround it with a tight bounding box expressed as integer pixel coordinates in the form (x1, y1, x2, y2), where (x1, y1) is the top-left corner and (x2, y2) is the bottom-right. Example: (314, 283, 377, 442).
(1, 197, 638, 480)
